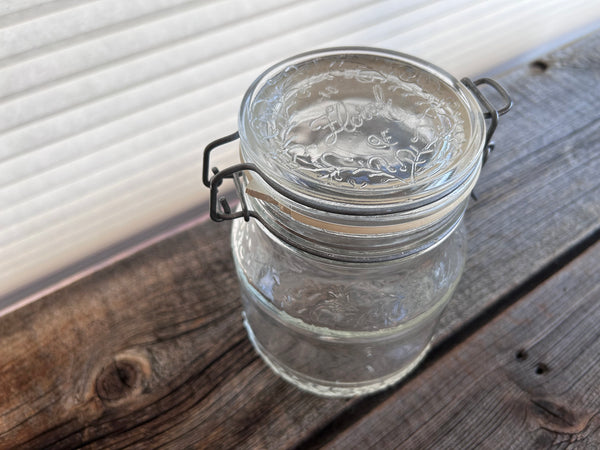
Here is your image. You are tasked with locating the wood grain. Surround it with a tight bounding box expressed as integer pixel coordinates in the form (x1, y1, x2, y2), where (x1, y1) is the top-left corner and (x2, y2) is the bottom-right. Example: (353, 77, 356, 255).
(0, 223, 247, 448)
(326, 242, 600, 449)
(0, 31, 599, 449)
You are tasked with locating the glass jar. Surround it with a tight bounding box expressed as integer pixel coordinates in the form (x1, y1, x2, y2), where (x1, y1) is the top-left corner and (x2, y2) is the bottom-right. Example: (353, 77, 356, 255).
(203, 48, 511, 397)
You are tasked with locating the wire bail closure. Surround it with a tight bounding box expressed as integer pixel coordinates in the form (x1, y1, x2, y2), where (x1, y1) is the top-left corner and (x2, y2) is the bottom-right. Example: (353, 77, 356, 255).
(202, 131, 252, 222)
(461, 77, 513, 167)
(203, 77, 512, 222)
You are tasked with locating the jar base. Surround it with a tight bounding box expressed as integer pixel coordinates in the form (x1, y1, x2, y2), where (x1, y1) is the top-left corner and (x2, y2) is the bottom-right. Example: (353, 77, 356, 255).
(243, 316, 431, 397)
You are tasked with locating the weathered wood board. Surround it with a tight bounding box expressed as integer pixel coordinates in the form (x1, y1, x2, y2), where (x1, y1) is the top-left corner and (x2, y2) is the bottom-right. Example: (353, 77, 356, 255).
(326, 241, 600, 449)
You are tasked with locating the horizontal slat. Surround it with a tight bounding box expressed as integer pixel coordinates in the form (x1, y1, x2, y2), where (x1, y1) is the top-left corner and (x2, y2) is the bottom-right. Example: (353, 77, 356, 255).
(0, 0, 198, 59)
(328, 0, 475, 46)
(0, 0, 53, 17)
(0, 0, 90, 25)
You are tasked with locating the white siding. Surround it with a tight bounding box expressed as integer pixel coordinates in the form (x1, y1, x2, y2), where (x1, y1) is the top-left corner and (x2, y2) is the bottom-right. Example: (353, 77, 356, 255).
(1, 0, 599, 308)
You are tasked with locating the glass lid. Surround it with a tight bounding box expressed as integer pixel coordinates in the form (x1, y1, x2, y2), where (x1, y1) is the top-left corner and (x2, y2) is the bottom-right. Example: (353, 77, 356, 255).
(239, 47, 485, 213)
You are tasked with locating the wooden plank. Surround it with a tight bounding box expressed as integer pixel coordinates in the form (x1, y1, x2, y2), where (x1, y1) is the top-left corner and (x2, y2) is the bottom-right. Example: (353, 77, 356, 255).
(437, 29, 600, 340)
(325, 242, 600, 449)
(0, 219, 353, 449)
(0, 31, 599, 448)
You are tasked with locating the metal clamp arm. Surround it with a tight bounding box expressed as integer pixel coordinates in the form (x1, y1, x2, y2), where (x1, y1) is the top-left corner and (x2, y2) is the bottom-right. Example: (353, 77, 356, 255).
(202, 131, 240, 187)
(462, 77, 512, 149)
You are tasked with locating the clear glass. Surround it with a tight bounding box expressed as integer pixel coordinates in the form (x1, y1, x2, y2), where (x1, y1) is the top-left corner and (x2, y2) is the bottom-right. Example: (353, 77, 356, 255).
(226, 47, 485, 397)
(232, 214, 467, 396)
(239, 47, 485, 213)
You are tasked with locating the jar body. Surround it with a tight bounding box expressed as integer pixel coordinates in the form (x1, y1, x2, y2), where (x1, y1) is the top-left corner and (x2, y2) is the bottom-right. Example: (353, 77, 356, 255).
(206, 47, 512, 396)
(231, 215, 467, 397)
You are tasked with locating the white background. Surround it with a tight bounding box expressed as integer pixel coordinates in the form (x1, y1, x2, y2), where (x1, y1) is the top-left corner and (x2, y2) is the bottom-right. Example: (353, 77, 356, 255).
(1, 0, 599, 309)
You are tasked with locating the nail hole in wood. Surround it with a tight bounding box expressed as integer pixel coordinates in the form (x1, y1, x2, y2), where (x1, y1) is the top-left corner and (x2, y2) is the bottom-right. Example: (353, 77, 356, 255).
(535, 363, 549, 375)
(515, 349, 528, 361)
(530, 60, 549, 73)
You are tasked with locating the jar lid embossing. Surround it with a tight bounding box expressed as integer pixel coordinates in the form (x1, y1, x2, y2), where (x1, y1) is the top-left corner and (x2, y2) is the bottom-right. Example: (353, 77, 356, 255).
(204, 47, 512, 229)
(239, 48, 483, 213)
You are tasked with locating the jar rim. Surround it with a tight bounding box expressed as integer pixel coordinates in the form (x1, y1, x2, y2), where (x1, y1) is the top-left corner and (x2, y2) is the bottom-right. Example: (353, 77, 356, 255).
(238, 47, 486, 215)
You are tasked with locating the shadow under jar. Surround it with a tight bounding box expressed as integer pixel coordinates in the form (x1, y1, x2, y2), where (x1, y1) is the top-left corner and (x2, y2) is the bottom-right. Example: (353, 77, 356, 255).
(204, 47, 511, 397)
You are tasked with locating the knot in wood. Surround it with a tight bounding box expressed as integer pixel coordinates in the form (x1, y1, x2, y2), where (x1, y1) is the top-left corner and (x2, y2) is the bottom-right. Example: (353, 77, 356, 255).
(96, 355, 147, 404)
(530, 398, 589, 434)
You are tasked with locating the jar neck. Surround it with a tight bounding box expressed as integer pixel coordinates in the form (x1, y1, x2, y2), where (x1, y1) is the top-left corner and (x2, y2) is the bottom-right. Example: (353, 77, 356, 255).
(242, 164, 479, 263)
